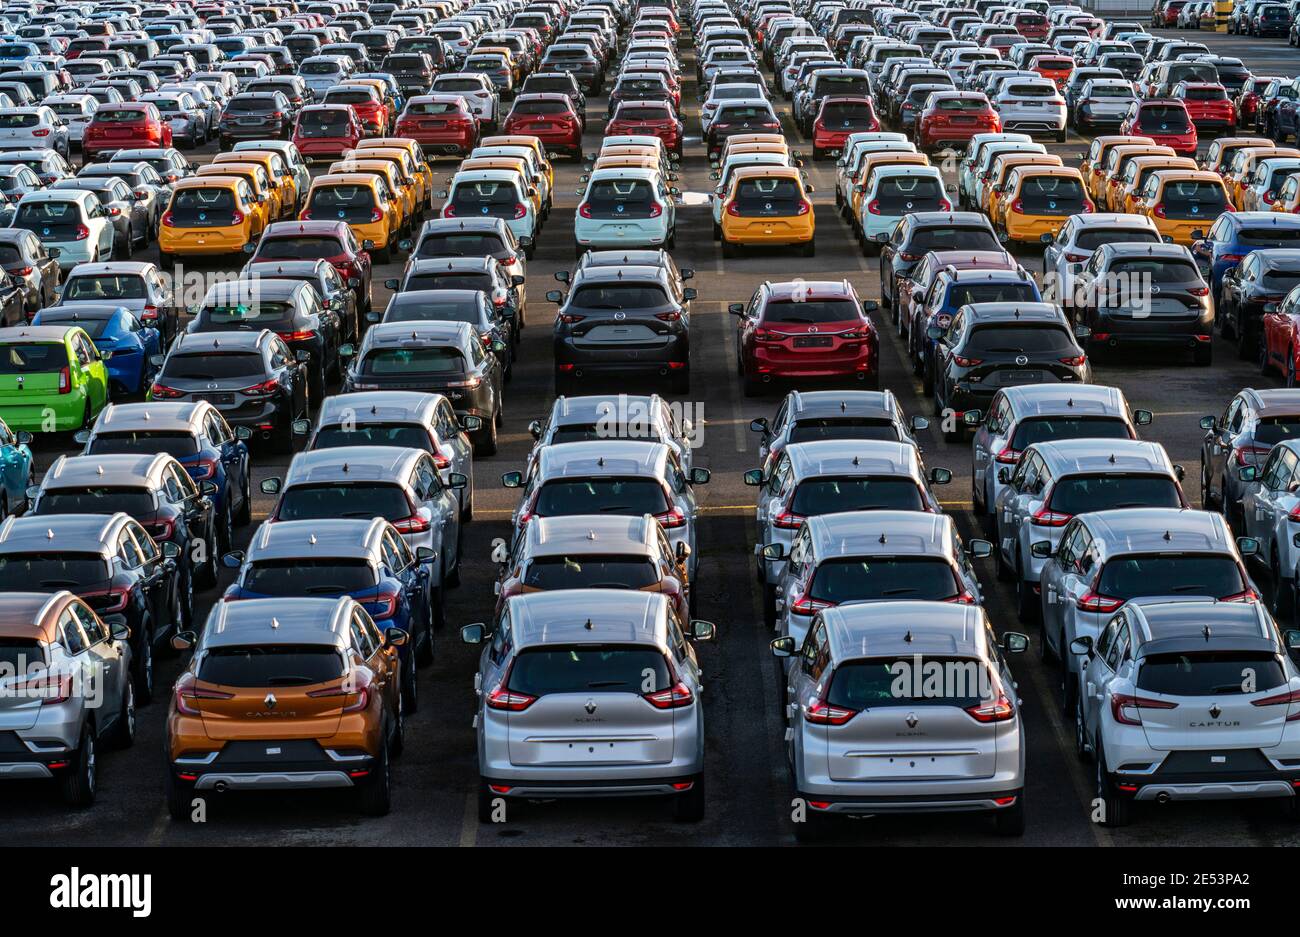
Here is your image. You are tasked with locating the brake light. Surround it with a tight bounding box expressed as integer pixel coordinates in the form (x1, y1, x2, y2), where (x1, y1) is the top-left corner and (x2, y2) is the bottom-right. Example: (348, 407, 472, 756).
(804, 695, 856, 725)
(108, 206, 121, 216)
(1031, 507, 1072, 527)
(1010, 198, 1024, 214)
(951, 354, 982, 367)
(1077, 590, 1123, 613)
(18, 671, 73, 706)
(150, 517, 176, 542)
(795, 199, 811, 215)
(512, 202, 527, 219)
(1111, 692, 1177, 726)
(230, 209, 244, 225)
(772, 510, 804, 530)
(150, 382, 184, 399)
(308, 668, 372, 712)
(726, 200, 741, 216)
(655, 506, 686, 529)
(13, 266, 30, 276)
(1153, 202, 1166, 218)
(655, 310, 681, 321)
(161, 211, 175, 228)
(965, 692, 1016, 722)
(370, 207, 383, 222)
(362, 590, 400, 620)
(648, 201, 663, 218)
(559, 313, 586, 324)
(1059, 353, 1087, 366)
(1082, 199, 1095, 213)
(1188, 286, 1210, 297)
(995, 447, 1020, 464)
(277, 329, 318, 342)
(487, 684, 536, 711)
(946, 589, 977, 605)
(187, 458, 218, 481)
(73, 224, 89, 241)
(866, 198, 881, 214)
(1220, 588, 1260, 603)
(938, 199, 952, 212)
(791, 592, 832, 616)
(57, 366, 70, 394)
(239, 379, 279, 397)
(174, 672, 233, 716)
(442, 204, 456, 218)
(644, 679, 694, 709)
(32, 127, 48, 137)
(1251, 687, 1300, 718)
(578, 202, 592, 218)
(83, 586, 130, 613)
(1234, 445, 1271, 466)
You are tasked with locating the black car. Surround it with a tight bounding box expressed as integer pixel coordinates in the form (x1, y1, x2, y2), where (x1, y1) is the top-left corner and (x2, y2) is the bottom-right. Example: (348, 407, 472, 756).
(187, 279, 342, 401)
(341, 320, 505, 454)
(218, 91, 295, 144)
(931, 302, 1091, 441)
(240, 258, 360, 345)
(548, 264, 695, 395)
(380, 288, 513, 378)
(520, 71, 588, 122)
(0, 228, 59, 316)
(149, 329, 310, 453)
(392, 34, 447, 72)
(386, 255, 522, 344)
(606, 73, 675, 120)
(540, 44, 603, 94)
(706, 100, 782, 158)
(245, 76, 311, 113)
(1217, 249, 1300, 359)
(878, 211, 1000, 316)
(0, 512, 184, 701)
(382, 52, 437, 97)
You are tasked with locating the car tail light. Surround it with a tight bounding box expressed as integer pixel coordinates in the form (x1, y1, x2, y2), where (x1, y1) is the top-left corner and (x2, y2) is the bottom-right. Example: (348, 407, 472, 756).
(1059, 353, 1087, 366)
(300, 209, 314, 220)
(174, 672, 233, 715)
(966, 692, 1015, 722)
(362, 590, 400, 620)
(1081, 199, 1095, 213)
(951, 354, 982, 367)
(1111, 692, 1177, 726)
(73, 224, 89, 241)
(938, 199, 952, 212)
(1153, 202, 1166, 218)
(231, 209, 244, 225)
(187, 458, 218, 480)
(13, 266, 30, 276)
(1077, 590, 1123, 613)
(150, 382, 184, 399)
(946, 589, 977, 605)
(726, 200, 741, 216)
(370, 207, 383, 222)
(772, 510, 804, 530)
(19, 671, 73, 706)
(393, 509, 431, 534)
(655, 310, 681, 321)
(58, 366, 70, 394)
(150, 517, 176, 542)
(1010, 198, 1024, 214)
(487, 683, 536, 711)
(161, 211, 175, 227)
(795, 199, 811, 216)
(1220, 587, 1260, 603)
(32, 127, 48, 137)
(512, 202, 526, 219)
(559, 312, 585, 324)
(648, 201, 663, 218)
(1188, 286, 1210, 297)
(644, 679, 694, 709)
(804, 695, 856, 725)
(442, 204, 457, 218)
(239, 379, 279, 397)
(1031, 507, 1072, 527)
(1234, 445, 1271, 465)
(1251, 687, 1300, 718)
(866, 198, 881, 214)
(577, 202, 593, 218)
(308, 668, 372, 712)
(278, 329, 318, 342)
(84, 586, 130, 613)
(791, 592, 832, 616)
(108, 206, 121, 216)
(995, 447, 1020, 464)
(655, 506, 686, 529)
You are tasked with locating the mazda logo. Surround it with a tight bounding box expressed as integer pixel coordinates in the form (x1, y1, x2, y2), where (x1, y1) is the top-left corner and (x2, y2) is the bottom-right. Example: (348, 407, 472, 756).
(807, 326, 818, 333)
(1015, 355, 1029, 366)
(614, 311, 626, 320)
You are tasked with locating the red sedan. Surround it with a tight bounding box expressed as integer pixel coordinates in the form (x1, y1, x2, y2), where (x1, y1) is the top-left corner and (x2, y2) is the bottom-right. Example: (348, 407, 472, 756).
(501, 93, 584, 159)
(812, 96, 879, 160)
(394, 93, 479, 157)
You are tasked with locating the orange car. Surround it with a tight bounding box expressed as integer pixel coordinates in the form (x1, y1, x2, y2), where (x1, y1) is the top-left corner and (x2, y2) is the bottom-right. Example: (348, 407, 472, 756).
(985, 152, 1063, 218)
(719, 165, 815, 256)
(1226, 147, 1300, 209)
(1135, 169, 1232, 245)
(1080, 135, 1153, 202)
(1199, 136, 1274, 175)
(1118, 155, 1199, 214)
(995, 165, 1093, 245)
(165, 596, 406, 819)
(1096, 144, 1176, 212)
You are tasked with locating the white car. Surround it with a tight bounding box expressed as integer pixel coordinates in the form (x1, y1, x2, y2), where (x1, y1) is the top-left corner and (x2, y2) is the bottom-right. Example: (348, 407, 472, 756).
(43, 94, 97, 147)
(574, 167, 678, 253)
(1076, 598, 1300, 826)
(994, 79, 1069, 144)
(857, 164, 951, 245)
(430, 72, 499, 130)
(700, 81, 768, 134)
(0, 106, 69, 157)
(1042, 212, 1162, 307)
(11, 189, 116, 270)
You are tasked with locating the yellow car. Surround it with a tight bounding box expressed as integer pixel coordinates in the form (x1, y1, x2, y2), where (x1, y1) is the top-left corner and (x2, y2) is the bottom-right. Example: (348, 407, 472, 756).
(358, 137, 435, 208)
(1272, 173, 1300, 213)
(212, 150, 297, 219)
(1118, 156, 1198, 214)
(1227, 147, 1300, 209)
(1081, 135, 1153, 203)
(720, 166, 815, 257)
(328, 158, 414, 235)
(850, 151, 928, 229)
(996, 166, 1092, 246)
(1200, 136, 1274, 175)
(985, 153, 1062, 218)
(1097, 145, 1175, 213)
(159, 177, 262, 267)
(471, 141, 555, 213)
(195, 162, 278, 229)
(350, 146, 426, 217)
(301, 172, 399, 261)
(1134, 169, 1232, 245)
(479, 134, 554, 193)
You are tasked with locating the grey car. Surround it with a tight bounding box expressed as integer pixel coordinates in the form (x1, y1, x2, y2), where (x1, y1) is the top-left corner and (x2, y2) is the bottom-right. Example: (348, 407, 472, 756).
(1200, 388, 1300, 530)
(0, 227, 59, 315)
(460, 589, 715, 822)
(140, 91, 208, 148)
(54, 261, 178, 343)
(0, 107, 70, 158)
(771, 601, 1028, 841)
(749, 389, 928, 473)
(527, 393, 695, 476)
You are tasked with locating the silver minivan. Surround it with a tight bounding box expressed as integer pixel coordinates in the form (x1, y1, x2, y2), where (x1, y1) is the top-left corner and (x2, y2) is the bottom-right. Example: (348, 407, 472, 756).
(461, 589, 715, 822)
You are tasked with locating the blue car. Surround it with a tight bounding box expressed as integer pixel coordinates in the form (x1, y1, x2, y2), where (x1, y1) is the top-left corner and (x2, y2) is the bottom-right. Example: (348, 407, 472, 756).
(0, 414, 32, 518)
(1190, 211, 1300, 306)
(75, 399, 253, 553)
(220, 518, 437, 712)
(30, 304, 161, 396)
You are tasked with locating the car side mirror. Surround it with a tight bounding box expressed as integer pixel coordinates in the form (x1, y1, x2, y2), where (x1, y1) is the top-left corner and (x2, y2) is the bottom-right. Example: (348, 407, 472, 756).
(1001, 632, 1029, 654)
(460, 414, 483, 432)
(926, 325, 945, 341)
(743, 468, 764, 486)
(171, 630, 196, 651)
(967, 539, 993, 558)
(545, 289, 564, 303)
(728, 302, 745, 316)
(501, 470, 524, 488)
(929, 467, 952, 485)
(294, 350, 310, 362)
(447, 472, 468, 490)
(874, 232, 889, 243)
(761, 542, 785, 560)
(1198, 415, 1216, 431)
(1039, 232, 1054, 244)
(461, 622, 487, 644)
(1285, 630, 1300, 652)
(220, 549, 245, 568)
(682, 287, 697, 301)
(416, 545, 437, 564)
(527, 418, 543, 439)
(997, 467, 1012, 484)
(676, 541, 691, 561)
(107, 617, 130, 642)
(963, 409, 983, 426)
(862, 299, 879, 313)
(383, 627, 409, 648)
(689, 619, 716, 642)
(291, 419, 310, 435)
(1070, 635, 1094, 657)
(384, 277, 400, 290)
(339, 343, 355, 357)
(1172, 463, 1185, 482)
(1030, 540, 1053, 559)
(770, 635, 796, 657)
(73, 429, 90, 445)
(750, 417, 769, 434)
(1236, 536, 1260, 557)
(362, 239, 376, 251)
(149, 353, 166, 367)
(1190, 228, 1204, 240)
(260, 476, 282, 494)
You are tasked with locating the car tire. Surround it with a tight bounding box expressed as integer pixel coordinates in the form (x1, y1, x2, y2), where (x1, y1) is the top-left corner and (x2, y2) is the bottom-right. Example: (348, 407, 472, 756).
(994, 796, 1025, 837)
(673, 774, 705, 822)
(358, 736, 392, 816)
(111, 679, 136, 749)
(60, 725, 96, 807)
(1095, 742, 1131, 827)
(164, 769, 193, 821)
(235, 475, 251, 527)
(401, 657, 417, 715)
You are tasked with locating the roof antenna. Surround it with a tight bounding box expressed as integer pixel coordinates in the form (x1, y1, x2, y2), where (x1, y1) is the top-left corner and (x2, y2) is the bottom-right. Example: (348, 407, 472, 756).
(1066, 398, 1073, 407)
(584, 618, 594, 630)
(342, 462, 349, 472)
(96, 465, 104, 475)
(878, 532, 887, 544)
(587, 529, 597, 540)
(903, 630, 913, 643)
(1163, 530, 1172, 541)
(1202, 624, 1211, 641)
(840, 400, 846, 411)
(1108, 453, 1116, 463)
(597, 456, 604, 466)
(309, 534, 317, 545)
(46, 528, 53, 540)
(271, 617, 279, 630)
(853, 455, 860, 465)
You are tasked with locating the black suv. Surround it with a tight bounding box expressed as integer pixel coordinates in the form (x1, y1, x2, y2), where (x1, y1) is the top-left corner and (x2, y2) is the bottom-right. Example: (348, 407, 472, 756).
(1217, 248, 1300, 360)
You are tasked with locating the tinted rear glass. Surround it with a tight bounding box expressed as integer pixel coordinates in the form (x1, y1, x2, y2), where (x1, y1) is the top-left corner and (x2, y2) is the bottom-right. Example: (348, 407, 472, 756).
(570, 283, 669, 309)
(198, 645, 344, 687)
(415, 232, 508, 261)
(88, 431, 200, 457)
(734, 176, 802, 214)
(36, 487, 154, 516)
(827, 657, 990, 709)
(1047, 475, 1182, 514)
(1097, 554, 1245, 601)
(508, 645, 671, 695)
(361, 347, 466, 375)
(965, 324, 1072, 354)
(791, 477, 924, 514)
(64, 275, 147, 301)
(312, 423, 432, 451)
(1158, 179, 1226, 218)
(243, 558, 378, 595)
(258, 236, 344, 260)
(1076, 228, 1160, 251)
(810, 557, 958, 602)
(1137, 651, 1285, 696)
(911, 227, 1000, 252)
(276, 483, 410, 522)
(0, 342, 67, 373)
(1017, 175, 1085, 212)
(762, 299, 860, 324)
(169, 187, 238, 225)
(523, 555, 660, 589)
(1010, 416, 1131, 449)
(534, 478, 670, 517)
(0, 636, 43, 670)
(162, 353, 265, 380)
(788, 418, 901, 444)
(0, 553, 110, 590)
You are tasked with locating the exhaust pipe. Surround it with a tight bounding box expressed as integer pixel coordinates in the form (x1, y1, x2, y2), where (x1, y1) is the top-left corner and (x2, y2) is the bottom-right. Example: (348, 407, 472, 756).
(214, 780, 228, 793)
(1156, 791, 1170, 804)
(761, 373, 772, 383)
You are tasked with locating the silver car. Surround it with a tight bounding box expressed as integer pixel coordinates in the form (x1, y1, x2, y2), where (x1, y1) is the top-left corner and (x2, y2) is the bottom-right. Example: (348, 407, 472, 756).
(767, 510, 990, 652)
(0, 590, 135, 806)
(1200, 388, 1300, 531)
(460, 589, 715, 822)
(140, 91, 207, 148)
(304, 391, 479, 521)
(749, 389, 927, 472)
(53, 261, 178, 343)
(771, 601, 1028, 841)
(1040, 506, 1262, 711)
(0, 106, 70, 157)
(44, 94, 97, 147)
(969, 384, 1151, 526)
(527, 394, 695, 475)
(1237, 438, 1300, 618)
(995, 438, 1187, 621)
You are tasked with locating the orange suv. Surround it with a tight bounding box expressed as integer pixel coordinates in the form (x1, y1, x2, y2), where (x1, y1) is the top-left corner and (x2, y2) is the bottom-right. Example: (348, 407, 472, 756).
(164, 596, 406, 819)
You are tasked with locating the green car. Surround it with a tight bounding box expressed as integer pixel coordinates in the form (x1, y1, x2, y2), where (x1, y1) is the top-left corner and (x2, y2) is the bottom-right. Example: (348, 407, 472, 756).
(0, 325, 109, 434)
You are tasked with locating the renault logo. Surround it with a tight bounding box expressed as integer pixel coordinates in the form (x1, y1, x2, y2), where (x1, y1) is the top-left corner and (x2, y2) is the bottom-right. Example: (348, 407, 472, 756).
(264, 693, 277, 710)
(1015, 355, 1029, 366)
(906, 712, 918, 728)
(1209, 704, 1221, 719)
(584, 699, 597, 715)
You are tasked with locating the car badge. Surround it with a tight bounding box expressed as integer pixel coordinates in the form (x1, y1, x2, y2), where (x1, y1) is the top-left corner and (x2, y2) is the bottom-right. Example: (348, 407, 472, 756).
(1151, 285, 1161, 294)
(1049, 200, 1057, 210)
(584, 699, 597, 715)
(1161, 122, 1168, 130)
(614, 311, 626, 320)
(764, 201, 772, 210)
(1209, 704, 1221, 719)
(742, 122, 750, 128)
(481, 206, 489, 214)
(41, 227, 49, 236)
(264, 692, 277, 710)
(1015, 354, 1029, 366)
(905, 712, 918, 728)
(807, 325, 818, 333)
(842, 120, 850, 128)
(616, 203, 625, 213)
(15, 375, 22, 387)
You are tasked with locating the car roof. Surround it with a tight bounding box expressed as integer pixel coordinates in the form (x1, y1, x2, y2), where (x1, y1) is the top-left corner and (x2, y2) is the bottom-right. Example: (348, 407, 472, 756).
(316, 390, 442, 426)
(536, 439, 669, 478)
(787, 389, 900, 419)
(201, 595, 354, 649)
(0, 512, 129, 554)
(549, 394, 664, 424)
(506, 588, 668, 649)
(0, 324, 77, 343)
(282, 445, 424, 485)
(244, 517, 388, 562)
(1080, 507, 1232, 555)
(959, 301, 1059, 320)
(205, 279, 304, 302)
(1125, 598, 1274, 656)
(1097, 242, 1195, 261)
(822, 600, 989, 660)
(173, 329, 270, 353)
(1003, 383, 1126, 418)
(1241, 387, 1300, 414)
(92, 400, 211, 435)
(785, 438, 920, 478)
(526, 513, 656, 555)
(0, 590, 74, 644)
(1031, 438, 1173, 473)
(365, 319, 473, 346)
(43, 452, 171, 488)
(807, 510, 952, 558)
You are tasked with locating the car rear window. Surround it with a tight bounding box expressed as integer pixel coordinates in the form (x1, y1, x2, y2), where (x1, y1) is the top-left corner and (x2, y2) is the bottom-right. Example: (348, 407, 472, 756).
(1158, 179, 1226, 218)
(874, 174, 944, 210)
(1137, 651, 1285, 696)
(36, 486, 155, 516)
(415, 232, 508, 261)
(810, 557, 959, 603)
(169, 187, 238, 225)
(243, 558, 378, 595)
(1016, 175, 1085, 212)
(788, 418, 901, 444)
(761, 299, 861, 324)
(15, 201, 83, 236)
(1138, 104, 1191, 131)
(911, 227, 1000, 252)
(162, 352, 266, 381)
(935, 96, 988, 111)
(0, 553, 111, 590)
(1010, 416, 1131, 450)
(1075, 227, 1159, 251)
(64, 275, 148, 301)
(385, 296, 480, 324)
(534, 478, 670, 517)
(308, 184, 376, 223)
(1097, 554, 1245, 602)
(512, 98, 573, 115)
(407, 100, 465, 115)
(524, 554, 660, 590)
(257, 236, 344, 260)
(0, 636, 43, 670)
(449, 180, 518, 213)
(570, 283, 670, 309)
(0, 113, 38, 128)
(586, 178, 655, 218)
(361, 346, 466, 375)
(198, 644, 345, 687)
(1109, 258, 1202, 284)
(298, 109, 351, 134)
(734, 176, 803, 214)
(94, 108, 146, 122)
(1239, 227, 1300, 246)
(199, 300, 295, 328)
(819, 100, 875, 126)
(0, 342, 67, 373)
(507, 645, 671, 696)
(313, 423, 432, 451)
(827, 657, 990, 709)
(1183, 85, 1226, 101)
(88, 431, 200, 457)
(1047, 474, 1182, 515)
(276, 482, 411, 522)
(791, 477, 924, 515)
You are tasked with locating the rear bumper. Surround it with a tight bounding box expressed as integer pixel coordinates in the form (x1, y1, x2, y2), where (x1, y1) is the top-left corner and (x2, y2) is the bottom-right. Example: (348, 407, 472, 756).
(795, 787, 1022, 814)
(193, 770, 358, 791)
(481, 774, 698, 798)
(0, 395, 89, 432)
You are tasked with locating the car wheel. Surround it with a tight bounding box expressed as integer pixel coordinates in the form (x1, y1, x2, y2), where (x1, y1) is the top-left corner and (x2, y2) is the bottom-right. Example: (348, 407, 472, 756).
(1074, 695, 1091, 762)
(133, 615, 154, 704)
(112, 679, 135, 748)
(400, 656, 417, 716)
(357, 735, 392, 816)
(60, 724, 95, 807)
(1094, 742, 1131, 827)
(235, 474, 251, 527)
(673, 774, 705, 822)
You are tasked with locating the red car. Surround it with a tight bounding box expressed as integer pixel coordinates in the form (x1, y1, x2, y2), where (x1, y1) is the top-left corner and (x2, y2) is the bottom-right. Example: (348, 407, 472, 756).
(1236, 76, 1278, 131)
(1260, 301, 1300, 383)
(1155, 0, 1189, 25)
(916, 91, 999, 152)
(393, 93, 479, 156)
(292, 104, 364, 160)
(605, 100, 684, 157)
(733, 280, 880, 394)
(1011, 10, 1049, 39)
(1120, 99, 1198, 156)
(501, 93, 584, 159)
(321, 84, 389, 136)
(248, 220, 374, 315)
(811, 96, 879, 160)
(81, 101, 172, 161)
(1173, 81, 1237, 134)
